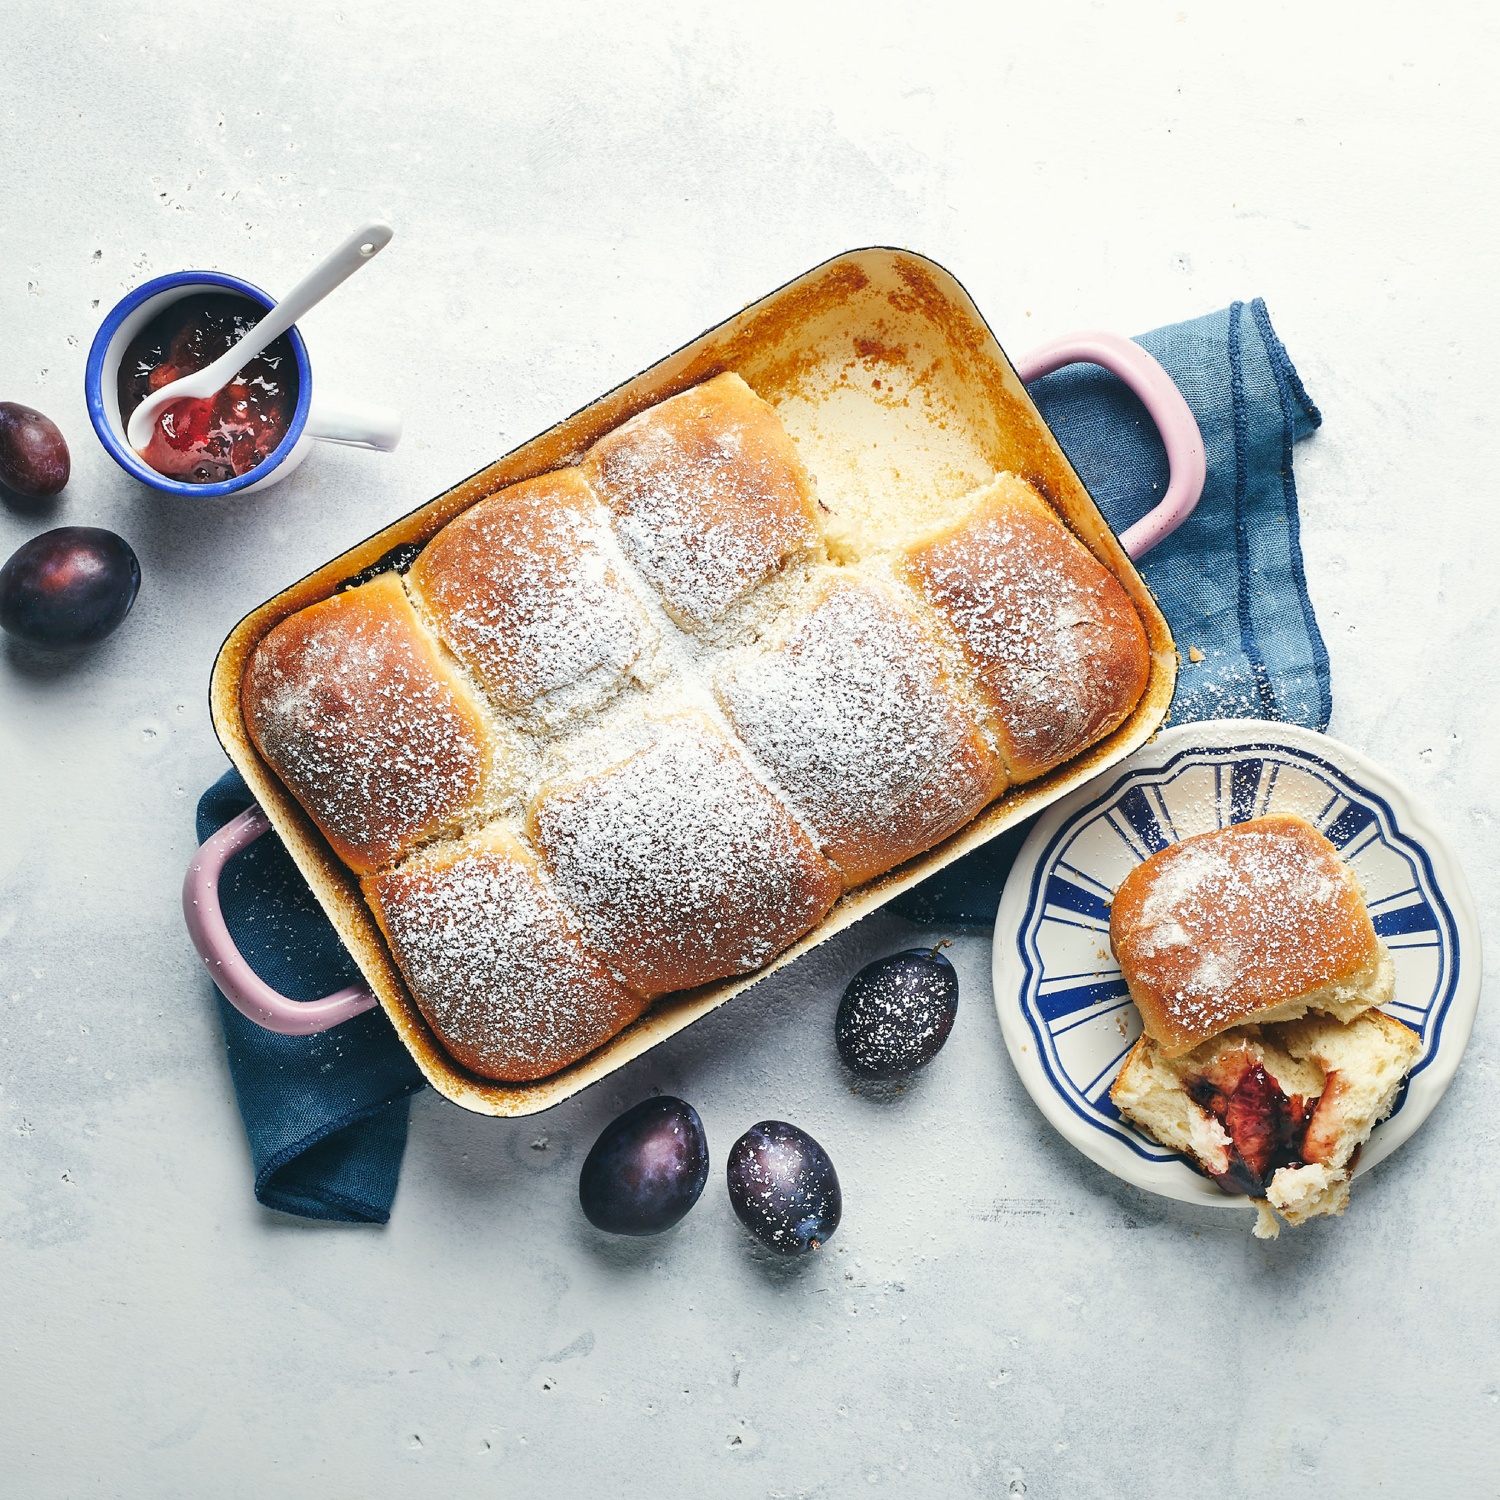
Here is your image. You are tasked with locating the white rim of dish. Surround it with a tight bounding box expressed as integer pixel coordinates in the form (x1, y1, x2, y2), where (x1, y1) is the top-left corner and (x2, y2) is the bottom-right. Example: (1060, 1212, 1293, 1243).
(991, 718, 1483, 1208)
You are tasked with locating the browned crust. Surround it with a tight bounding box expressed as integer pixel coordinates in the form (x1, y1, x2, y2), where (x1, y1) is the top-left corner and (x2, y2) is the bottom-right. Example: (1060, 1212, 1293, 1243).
(898, 475, 1151, 783)
(716, 573, 1009, 886)
(240, 572, 503, 876)
(579, 371, 822, 631)
(526, 718, 844, 1001)
(1110, 814, 1384, 1057)
(363, 827, 647, 1082)
(406, 466, 649, 714)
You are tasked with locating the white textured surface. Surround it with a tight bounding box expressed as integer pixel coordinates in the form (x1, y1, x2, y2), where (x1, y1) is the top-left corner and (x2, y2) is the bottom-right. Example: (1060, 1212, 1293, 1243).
(2, 3, 1497, 1494)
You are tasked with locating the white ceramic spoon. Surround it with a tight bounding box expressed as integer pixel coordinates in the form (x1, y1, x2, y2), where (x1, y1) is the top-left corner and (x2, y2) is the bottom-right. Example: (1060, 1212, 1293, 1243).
(127, 222, 393, 453)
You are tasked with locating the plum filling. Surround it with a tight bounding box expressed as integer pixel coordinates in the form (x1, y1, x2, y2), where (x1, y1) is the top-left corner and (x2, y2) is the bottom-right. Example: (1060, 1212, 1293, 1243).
(1183, 1054, 1319, 1197)
(118, 292, 298, 483)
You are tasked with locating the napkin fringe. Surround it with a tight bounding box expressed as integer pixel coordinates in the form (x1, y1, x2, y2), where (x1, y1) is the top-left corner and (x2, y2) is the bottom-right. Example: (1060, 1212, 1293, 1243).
(1228, 299, 1281, 719)
(1250, 296, 1332, 729)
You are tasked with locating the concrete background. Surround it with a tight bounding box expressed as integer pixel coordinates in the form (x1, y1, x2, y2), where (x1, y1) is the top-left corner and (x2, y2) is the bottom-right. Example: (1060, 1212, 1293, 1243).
(2, 3, 1496, 1495)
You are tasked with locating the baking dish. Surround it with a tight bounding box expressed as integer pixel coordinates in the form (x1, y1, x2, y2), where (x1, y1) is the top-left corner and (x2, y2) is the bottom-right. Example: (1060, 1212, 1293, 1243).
(184, 248, 1203, 1117)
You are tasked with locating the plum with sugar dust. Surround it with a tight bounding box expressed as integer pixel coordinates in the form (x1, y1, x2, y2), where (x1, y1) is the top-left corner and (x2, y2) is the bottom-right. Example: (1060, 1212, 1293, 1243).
(835, 945, 958, 1079)
(726, 1120, 841, 1256)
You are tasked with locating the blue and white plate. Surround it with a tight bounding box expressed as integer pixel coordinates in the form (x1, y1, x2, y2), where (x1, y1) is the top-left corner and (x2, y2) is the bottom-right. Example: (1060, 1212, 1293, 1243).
(992, 720, 1482, 1207)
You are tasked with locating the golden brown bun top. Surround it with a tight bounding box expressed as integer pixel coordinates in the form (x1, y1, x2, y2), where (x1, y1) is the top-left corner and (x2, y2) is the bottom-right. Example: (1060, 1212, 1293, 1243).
(715, 573, 1007, 886)
(362, 825, 645, 1083)
(527, 714, 842, 1000)
(580, 371, 821, 632)
(237, 372, 1159, 1090)
(241, 572, 509, 876)
(407, 466, 654, 720)
(1109, 814, 1384, 1057)
(898, 474, 1150, 782)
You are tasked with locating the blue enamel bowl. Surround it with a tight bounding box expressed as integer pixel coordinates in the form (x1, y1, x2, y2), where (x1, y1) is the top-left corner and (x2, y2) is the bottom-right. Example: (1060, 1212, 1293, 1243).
(85, 270, 314, 499)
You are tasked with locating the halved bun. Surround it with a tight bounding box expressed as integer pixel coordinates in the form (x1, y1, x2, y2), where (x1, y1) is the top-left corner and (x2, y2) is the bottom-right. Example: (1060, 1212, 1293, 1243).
(1110, 1008, 1420, 1237)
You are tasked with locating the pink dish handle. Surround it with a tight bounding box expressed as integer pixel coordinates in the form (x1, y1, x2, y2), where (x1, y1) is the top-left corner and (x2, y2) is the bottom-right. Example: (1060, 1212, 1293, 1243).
(1014, 331, 1207, 558)
(182, 805, 379, 1036)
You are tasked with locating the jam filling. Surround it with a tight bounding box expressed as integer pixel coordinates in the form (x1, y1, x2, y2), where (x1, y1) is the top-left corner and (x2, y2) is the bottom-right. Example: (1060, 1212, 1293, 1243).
(118, 292, 298, 484)
(337, 541, 424, 593)
(1184, 1053, 1319, 1198)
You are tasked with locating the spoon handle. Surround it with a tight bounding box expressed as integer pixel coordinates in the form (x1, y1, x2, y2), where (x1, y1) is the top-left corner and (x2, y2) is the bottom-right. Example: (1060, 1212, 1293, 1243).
(194, 222, 393, 392)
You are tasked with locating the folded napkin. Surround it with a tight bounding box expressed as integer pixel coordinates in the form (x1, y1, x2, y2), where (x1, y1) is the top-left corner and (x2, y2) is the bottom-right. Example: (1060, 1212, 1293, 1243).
(196, 774, 425, 1222)
(193, 296, 1324, 1220)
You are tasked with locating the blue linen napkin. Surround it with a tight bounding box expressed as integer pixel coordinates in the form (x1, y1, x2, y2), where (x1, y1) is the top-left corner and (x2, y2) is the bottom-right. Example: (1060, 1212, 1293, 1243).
(192, 296, 1324, 1220)
(196, 774, 426, 1222)
(891, 297, 1326, 924)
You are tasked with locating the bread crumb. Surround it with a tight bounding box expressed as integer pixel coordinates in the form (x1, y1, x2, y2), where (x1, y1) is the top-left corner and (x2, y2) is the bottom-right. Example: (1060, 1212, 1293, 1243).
(1188, 645, 1205, 663)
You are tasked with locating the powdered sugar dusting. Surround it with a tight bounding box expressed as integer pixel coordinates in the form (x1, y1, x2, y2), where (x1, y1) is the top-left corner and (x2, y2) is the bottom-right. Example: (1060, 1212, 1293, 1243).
(582, 372, 820, 632)
(249, 381, 1153, 1082)
(716, 577, 1004, 884)
(242, 575, 506, 874)
(409, 472, 656, 726)
(902, 478, 1148, 779)
(1111, 816, 1379, 1042)
(367, 835, 643, 1080)
(530, 717, 841, 999)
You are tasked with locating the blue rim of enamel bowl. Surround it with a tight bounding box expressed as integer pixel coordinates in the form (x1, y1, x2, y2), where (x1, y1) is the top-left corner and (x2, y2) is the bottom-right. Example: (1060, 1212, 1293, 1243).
(85, 270, 314, 499)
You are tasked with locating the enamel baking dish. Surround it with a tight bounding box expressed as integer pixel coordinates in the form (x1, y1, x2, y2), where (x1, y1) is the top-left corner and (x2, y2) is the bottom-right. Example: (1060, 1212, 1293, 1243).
(185, 248, 1203, 1117)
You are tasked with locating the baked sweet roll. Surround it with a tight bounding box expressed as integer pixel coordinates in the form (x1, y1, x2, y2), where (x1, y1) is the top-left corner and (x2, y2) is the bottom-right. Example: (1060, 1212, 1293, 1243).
(579, 372, 823, 633)
(899, 474, 1150, 782)
(241, 572, 519, 875)
(241, 370, 1156, 1084)
(715, 573, 1009, 886)
(363, 826, 647, 1082)
(406, 467, 656, 725)
(1108, 814, 1417, 1236)
(527, 715, 843, 1000)
(1110, 813, 1394, 1052)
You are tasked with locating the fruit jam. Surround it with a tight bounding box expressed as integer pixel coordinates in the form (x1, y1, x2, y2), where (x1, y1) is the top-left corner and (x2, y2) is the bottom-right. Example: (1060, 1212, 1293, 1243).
(1184, 1053, 1320, 1197)
(117, 292, 298, 484)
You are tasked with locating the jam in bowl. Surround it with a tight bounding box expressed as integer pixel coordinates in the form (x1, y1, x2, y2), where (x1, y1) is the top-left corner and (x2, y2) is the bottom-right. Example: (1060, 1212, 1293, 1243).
(86, 269, 400, 499)
(119, 292, 298, 485)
